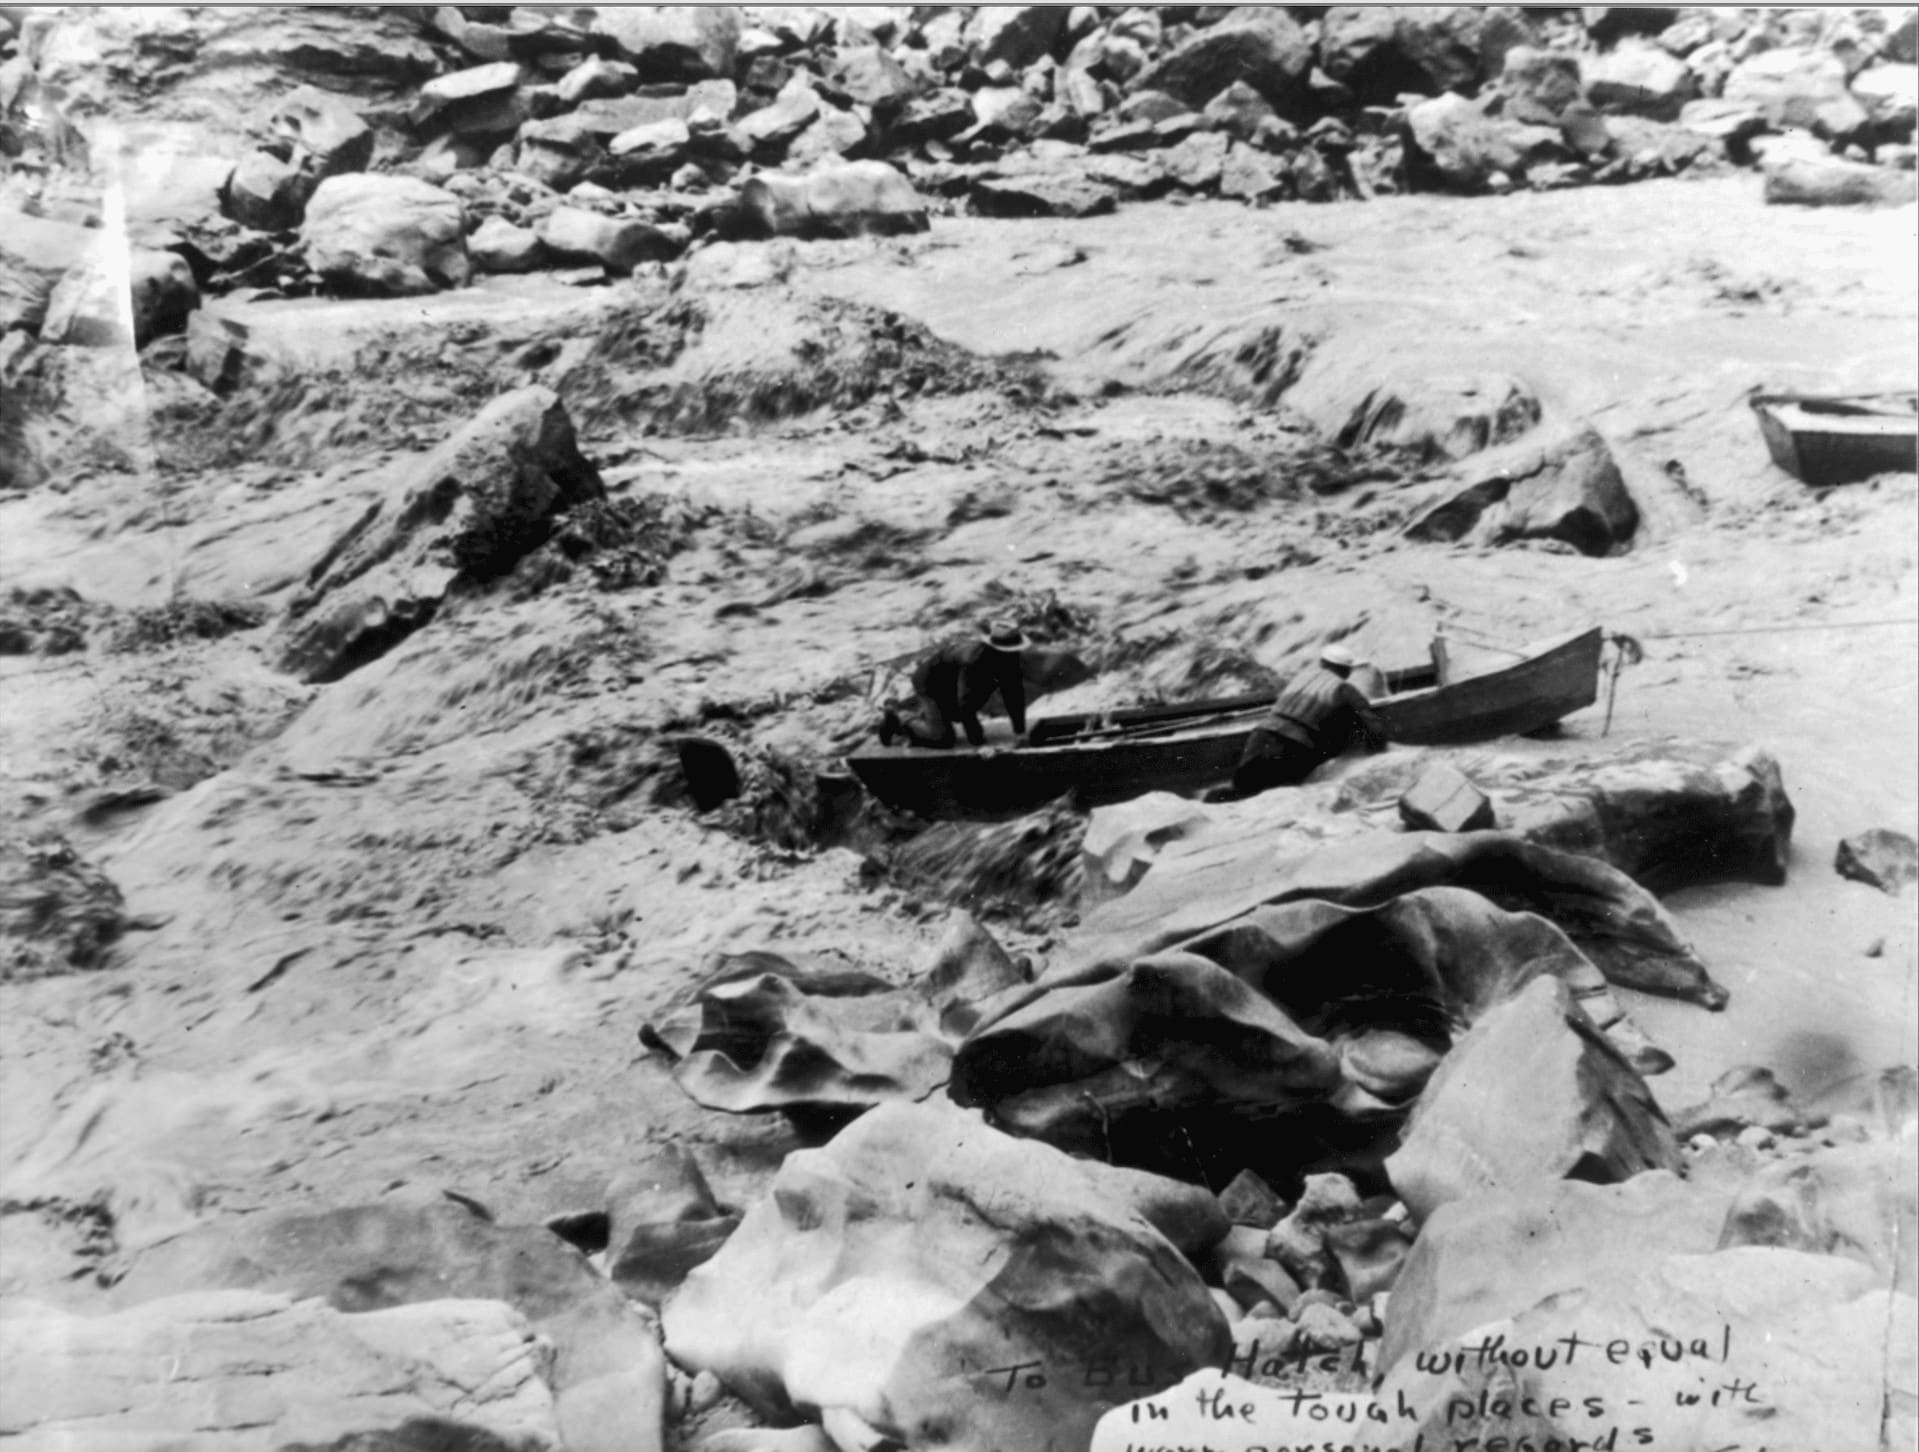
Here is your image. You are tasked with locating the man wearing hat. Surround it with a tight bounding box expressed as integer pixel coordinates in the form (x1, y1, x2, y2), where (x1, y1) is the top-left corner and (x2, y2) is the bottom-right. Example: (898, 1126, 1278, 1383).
(1231, 641, 1387, 796)
(879, 619, 1030, 750)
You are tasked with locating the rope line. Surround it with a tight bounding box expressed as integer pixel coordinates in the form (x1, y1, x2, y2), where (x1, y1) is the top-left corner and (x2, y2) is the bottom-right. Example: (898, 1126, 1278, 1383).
(1637, 618, 1918, 640)
(1448, 617, 1916, 651)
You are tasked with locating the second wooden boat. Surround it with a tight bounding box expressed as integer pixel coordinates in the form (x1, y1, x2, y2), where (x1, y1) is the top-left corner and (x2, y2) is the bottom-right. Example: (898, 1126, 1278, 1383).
(1751, 392, 1917, 487)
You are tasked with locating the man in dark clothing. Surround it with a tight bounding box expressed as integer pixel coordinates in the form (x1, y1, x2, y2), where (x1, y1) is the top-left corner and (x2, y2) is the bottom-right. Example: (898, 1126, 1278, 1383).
(1232, 643, 1386, 796)
(879, 620, 1029, 749)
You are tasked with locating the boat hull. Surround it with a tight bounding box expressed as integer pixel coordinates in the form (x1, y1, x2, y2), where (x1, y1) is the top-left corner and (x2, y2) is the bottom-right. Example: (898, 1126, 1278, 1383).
(847, 628, 1606, 820)
(1752, 395, 1919, 487)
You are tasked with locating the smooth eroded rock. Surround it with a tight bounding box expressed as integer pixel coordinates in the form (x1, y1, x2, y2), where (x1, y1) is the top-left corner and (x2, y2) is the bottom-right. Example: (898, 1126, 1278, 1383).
(1378, 1170, 1734, 1373)
(1384, 976, 1681, 1222)
(662, 1100, 1231, 1452)
(1385, 1248, 1913, 1452)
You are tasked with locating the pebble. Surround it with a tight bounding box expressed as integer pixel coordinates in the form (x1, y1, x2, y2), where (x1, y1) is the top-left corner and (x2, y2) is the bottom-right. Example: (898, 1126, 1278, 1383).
(689, 1369, 725, 1415)
(1735, 1124, 1776, 1151)
(1293, 1301, 1363, 1351)
(1292, 1287, 1342, 1314)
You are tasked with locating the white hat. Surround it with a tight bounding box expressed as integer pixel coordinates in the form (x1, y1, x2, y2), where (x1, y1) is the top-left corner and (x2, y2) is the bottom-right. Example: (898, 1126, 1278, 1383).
(1320, 643, 1357, 669)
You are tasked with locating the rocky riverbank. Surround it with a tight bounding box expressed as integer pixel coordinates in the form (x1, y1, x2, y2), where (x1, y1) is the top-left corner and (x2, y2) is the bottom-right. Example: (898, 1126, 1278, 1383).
(1, 7, 1916, 1452)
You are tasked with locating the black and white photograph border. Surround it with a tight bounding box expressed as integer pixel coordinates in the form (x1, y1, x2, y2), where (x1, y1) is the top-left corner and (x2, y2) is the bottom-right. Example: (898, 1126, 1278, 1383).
(0, 4, 1914, 1452)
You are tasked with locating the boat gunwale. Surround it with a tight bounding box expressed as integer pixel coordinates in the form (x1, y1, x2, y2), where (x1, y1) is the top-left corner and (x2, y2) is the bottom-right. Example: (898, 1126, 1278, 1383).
(846, 627, 1604, 787)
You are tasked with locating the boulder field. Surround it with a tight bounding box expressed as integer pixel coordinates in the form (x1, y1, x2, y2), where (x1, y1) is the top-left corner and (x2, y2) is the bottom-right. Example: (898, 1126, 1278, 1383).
(0, 7, 1914, 1452)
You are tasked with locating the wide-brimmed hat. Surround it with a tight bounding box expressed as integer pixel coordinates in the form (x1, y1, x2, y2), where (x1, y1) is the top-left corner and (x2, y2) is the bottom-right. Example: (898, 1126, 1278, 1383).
(981, 618, 1029, 651)
(1319, 643, 1357, 669)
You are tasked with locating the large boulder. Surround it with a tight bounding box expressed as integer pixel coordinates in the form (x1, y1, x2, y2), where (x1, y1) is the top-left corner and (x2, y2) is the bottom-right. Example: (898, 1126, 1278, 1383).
(266, 84, 373, 177)
(221, 147, 311, 231)
(515, 113, 606, 190)
(738, 81, 825, 152)
(827, 44, 917, 110)
(1383, 976, 1681, 1222)
(785, 103, 870, 166)
(1323, 5, 1538, 104)
(0, 1291, 563, 1452)
(1764, 152, 1919, 207)
(1584, 39, 1697, 119)
(468, 215, 546, 274)
(972, 170, 1120, 218)
(1405, 421, 1639, 555)
(1492, 43, 1588, 123)
(111, 1201, 664, 1452)
(1717, 1137, 1918, 1294)
(536, 206, 680, 275)
(606, 1143, 741, 1308)
(556, 55, 640, 105)
(969, 6, 1067, 70)
(1851, 61, 1919, 140)
(1343, 738, 1797, 892)
(275, 387, 604, 682)
(1133, 7, 1314, 114)
(41, 247, 198, 349)
(411, 60, 530, 139)
(1405, 90, 1564, 190)
(1835, 827, 1919, 893)
(949, 949, 1346, 1181)
(953, 877, 1675, 1186)
(736, 160, 929, 239)
(1378, 1171, 1735, 1374)
(300, 173, 470, 295)
(1329, 370, 1542, 462)
(606, 117, 693, 184)
(1077, 825, 1728, 1011)
(1724, 46, 1871, 137)
(662, 1100, 1231, 1452)
(592, 5, 742, 83)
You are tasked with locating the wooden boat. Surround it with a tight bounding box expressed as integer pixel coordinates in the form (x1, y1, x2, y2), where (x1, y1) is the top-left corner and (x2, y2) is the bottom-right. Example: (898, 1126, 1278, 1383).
(846, 627, 1606, 820)
(1750, 392, 1917, 487)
